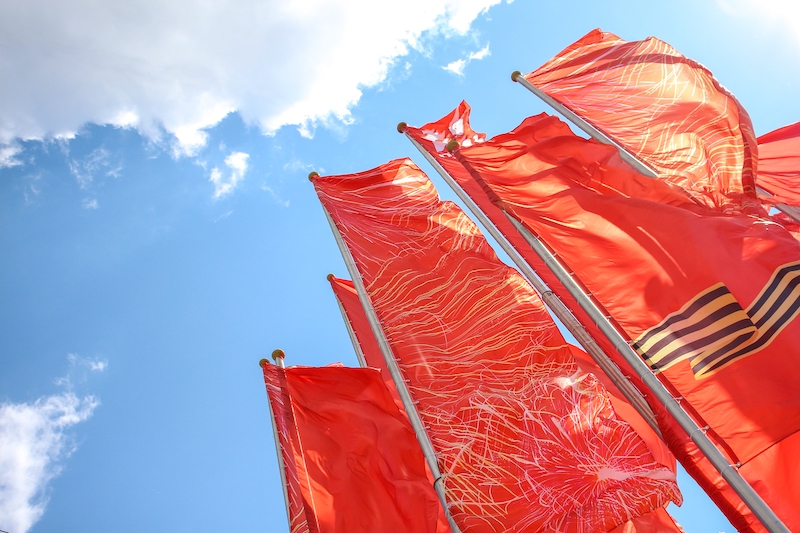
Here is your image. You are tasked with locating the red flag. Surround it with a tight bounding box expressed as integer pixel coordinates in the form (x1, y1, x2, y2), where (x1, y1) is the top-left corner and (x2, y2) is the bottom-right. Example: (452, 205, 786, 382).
(451, 112, 800, 532)
(328, 275, 403, 413)
(313, 159, 680, 533)
(262, 362, 447, 533)
(332, 275, 682, 533)
(757, 121, 800, 206)
(525, 29, 760, 214)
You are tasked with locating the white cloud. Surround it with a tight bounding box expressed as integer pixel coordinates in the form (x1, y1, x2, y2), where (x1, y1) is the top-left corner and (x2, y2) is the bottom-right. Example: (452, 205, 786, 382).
(82, 198, 99, 210)
(210, 151, 249, 199)
(261, 184, 290, 208)
(442, 43, 491, 76)
(0, 143, 23, 169)
(0, 393, 98, 533)
(69, 148, 121, 189)
(0, 0, 504, 154)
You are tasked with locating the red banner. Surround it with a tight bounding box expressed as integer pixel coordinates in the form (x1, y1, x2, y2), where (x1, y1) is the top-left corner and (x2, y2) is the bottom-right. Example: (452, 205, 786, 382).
(757, 121, 800, 207)
(262, 362, 447, 533)
(452, 112, 800, 532)
(525, 29, 760, 215)
(313, 159, 680, 533)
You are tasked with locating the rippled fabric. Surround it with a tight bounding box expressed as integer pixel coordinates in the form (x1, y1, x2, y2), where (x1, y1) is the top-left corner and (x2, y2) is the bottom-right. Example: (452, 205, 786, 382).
(525, 29, 760, 215)
(453, 114, 800, 532)
(262, 363, 446, 533)
(757, 121, 800, 206)
(313, 159, 680, 533)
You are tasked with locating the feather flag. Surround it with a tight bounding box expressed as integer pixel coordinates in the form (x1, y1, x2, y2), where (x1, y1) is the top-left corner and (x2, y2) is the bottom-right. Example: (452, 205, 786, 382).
(313, 159, 680, 533)
(262, 362, 448, 533)
(524, 29, 760, 215)
(448, 111, 800, 532)
(330, 274, 683, 533)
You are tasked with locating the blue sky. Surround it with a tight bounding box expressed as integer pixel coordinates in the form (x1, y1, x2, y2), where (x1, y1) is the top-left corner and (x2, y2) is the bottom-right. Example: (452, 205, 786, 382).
(1, 1, 799, 532)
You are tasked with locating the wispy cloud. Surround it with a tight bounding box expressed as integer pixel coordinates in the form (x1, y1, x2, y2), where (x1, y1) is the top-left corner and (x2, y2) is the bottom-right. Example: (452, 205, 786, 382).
(81, 198, 98, 210)
(442, 43, 491, 76)
(0, 354, 102, 533)
(261, 184, 290, 208)
(0, 0, 504, 152)
(0, 143, 23, 169)
(209, 151, 249, 199)
(68, 148, 121, 189)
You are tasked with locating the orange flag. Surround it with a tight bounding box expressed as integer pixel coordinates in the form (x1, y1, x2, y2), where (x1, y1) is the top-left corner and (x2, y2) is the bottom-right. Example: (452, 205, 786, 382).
(262, 362, 447, 533)
(757, 121, 800, 207)
(313, 159, 680, 533)
(451, 112, 800, 532)
(525, 29, 760, 215)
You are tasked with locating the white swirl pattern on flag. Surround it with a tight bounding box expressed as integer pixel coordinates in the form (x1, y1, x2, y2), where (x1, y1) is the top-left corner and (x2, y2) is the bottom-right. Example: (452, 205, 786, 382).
(314, 159, 680, 533)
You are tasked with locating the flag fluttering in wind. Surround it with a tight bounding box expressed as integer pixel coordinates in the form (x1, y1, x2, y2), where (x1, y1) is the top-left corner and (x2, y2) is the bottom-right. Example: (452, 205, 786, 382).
(445, 110, 800, 532)
(262, 361, 449, 533)
(330, 275, 683, 533)
(757, 121, 800, 207)
(524, 29, 760, 215)
(313, 159, 680, 533)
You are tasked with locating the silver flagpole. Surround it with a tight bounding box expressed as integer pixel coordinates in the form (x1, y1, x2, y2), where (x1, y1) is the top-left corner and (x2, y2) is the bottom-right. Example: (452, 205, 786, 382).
(327, 274, 367, 367)
(511, 71, 658, 178)
(756, 186, 800, 225)
(400, 127, 660, 436)
(312, 178, 462, 533)
(512, 71, 800, 226)
(448, 145, 790, 533)
(261, 350, 291, 530)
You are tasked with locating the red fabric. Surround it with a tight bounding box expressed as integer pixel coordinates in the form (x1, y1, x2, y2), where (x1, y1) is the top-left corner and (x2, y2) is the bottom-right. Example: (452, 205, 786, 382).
(526, 29, 760, 215)
(757, 121, 800, 206)
(453, 112, 800, 532)
(262, 363, 445, 533)
(405, 103, 666, 424)
(313, 159, 680, 533)
(327, 277, 402, 409)
(609, 507, 684, 533)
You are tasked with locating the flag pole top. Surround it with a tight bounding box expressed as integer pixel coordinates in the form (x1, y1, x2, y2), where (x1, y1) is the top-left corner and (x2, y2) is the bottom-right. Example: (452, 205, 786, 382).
(511, 70, 522, 82)
(308, 171, 320, 181)
(272, 349, 286, 365)
(327, 273, 335, 281)
(446, 139, 460, 153)
(397, 122, 407, 133)
(258, 358, 269, 367)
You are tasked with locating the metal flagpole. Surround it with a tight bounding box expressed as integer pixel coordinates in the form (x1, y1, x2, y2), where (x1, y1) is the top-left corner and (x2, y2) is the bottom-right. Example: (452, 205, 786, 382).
(400, 127, 660, 436)
(512, 71, 800, 226)
(327, 274, 367, 367)
(448, 145, 791, 533)
(261, 349, 291, 530)
(312, 177, 462, 533)
(511, 71, 658, 178)
(756, 186, 800, 225)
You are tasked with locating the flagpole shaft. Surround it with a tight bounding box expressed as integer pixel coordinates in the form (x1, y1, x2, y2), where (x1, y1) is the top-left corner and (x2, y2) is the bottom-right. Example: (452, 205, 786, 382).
(329, 277, 368, 367)
(261, 357, 292, 529)
(404, 131, 661, 436)
(319, 203, 462, 533)
(512, 73, 658, 179)
(756, 186, 800, 225)
(502, 213, 790, 533)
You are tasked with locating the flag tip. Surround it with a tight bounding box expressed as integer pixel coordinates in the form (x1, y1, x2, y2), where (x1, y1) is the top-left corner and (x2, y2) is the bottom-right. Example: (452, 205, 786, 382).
(327, 273, 335, 281)
(272, 349, 286, 362)
(259, 358, 269, 367)
(308, 171, 319, 181)
(397, 122, 407, 133)
(446, 139, 460, 153)
(511, 70, 521, 82)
